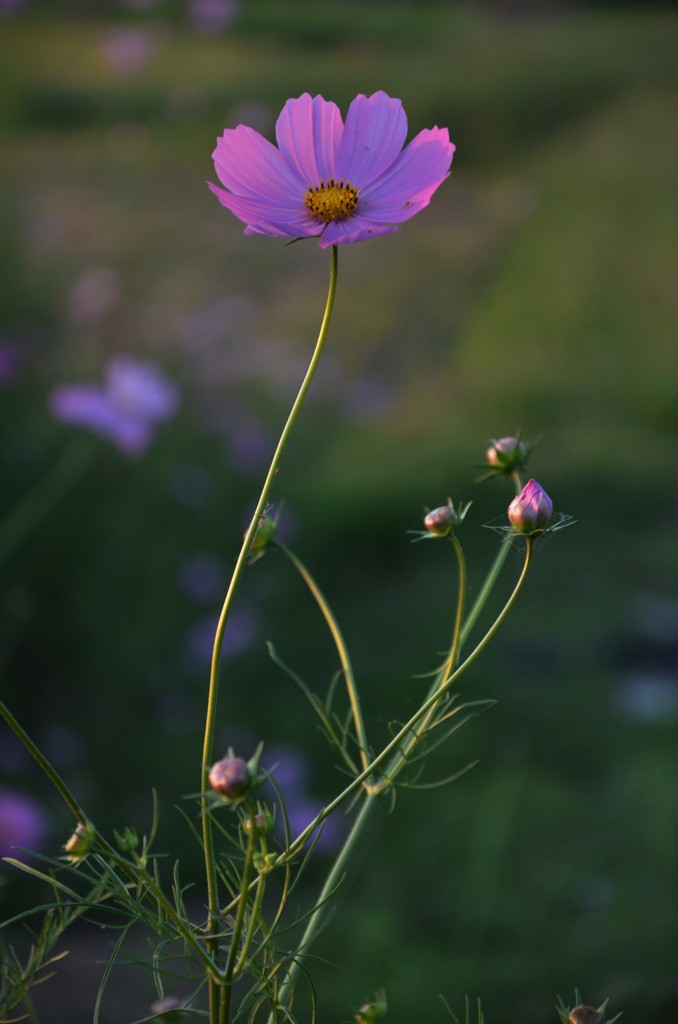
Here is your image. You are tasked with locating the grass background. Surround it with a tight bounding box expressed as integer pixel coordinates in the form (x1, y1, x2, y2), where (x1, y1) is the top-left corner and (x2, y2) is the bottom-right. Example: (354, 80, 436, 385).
(1, 2, 677, 1021)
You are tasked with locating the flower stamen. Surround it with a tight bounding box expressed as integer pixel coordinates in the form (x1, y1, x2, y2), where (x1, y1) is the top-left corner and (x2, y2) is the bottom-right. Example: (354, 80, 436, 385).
(304, 178, 359, 223)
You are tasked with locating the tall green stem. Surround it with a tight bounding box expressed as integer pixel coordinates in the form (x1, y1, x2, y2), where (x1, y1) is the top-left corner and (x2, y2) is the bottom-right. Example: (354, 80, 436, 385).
(200, 246, 339, 1022)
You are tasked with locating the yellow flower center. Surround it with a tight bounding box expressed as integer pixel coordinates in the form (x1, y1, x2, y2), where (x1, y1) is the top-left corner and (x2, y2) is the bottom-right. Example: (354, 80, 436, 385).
(304, 178, 359, 222)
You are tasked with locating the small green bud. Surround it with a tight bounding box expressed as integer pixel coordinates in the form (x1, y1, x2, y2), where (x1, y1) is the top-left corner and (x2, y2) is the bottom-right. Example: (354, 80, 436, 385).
(253, 850, 278, 874)
(243, 805, 274, 835)
(114, 826, 139, 854)
(248, 514, 278, 562)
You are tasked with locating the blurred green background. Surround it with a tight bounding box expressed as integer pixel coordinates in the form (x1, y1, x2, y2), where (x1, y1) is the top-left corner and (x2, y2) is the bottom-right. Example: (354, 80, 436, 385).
(1, 1, 677, 1021)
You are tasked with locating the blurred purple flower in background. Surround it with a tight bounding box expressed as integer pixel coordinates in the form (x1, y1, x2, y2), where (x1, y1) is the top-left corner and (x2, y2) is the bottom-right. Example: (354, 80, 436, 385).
(49, 354, 180, 456)
(100, 27, 158, 76)
(67, 267, 122, 326)
(189, 0, 240, 34)
(177, 554, 226, 604)
(265, 745, 343, 855)
(0, 789, 47, 857)
(0, 0, 29, 19)
(284, 796, 342, 854)
(183, 607, 259, 666)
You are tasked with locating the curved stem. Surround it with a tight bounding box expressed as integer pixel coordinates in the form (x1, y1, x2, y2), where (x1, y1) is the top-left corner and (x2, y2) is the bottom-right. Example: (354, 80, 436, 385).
(200, 246, 339, 1020)
(268, 792, 377, 1024)
(275, 542, 370, 774)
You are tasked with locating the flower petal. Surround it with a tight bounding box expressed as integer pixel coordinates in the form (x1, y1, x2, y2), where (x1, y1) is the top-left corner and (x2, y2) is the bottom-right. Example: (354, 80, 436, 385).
(335, 91, 408, 187)
(212, 125, 304, 202)
(319, 216, 399, 248)
(244, 219, 323, 240)
(275, 93, 343, 186)
(208, 182, 319, 234)
(359, 127, 454, 222)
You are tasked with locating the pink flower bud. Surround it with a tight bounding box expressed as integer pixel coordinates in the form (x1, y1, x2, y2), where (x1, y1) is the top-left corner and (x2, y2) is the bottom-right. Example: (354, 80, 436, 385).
(423, 505, 456, 536)
(568, 1008, 604, 1024)
(208, 756, 251, 800)
(422, 499, 470, 536)
(486, 436, 526, 471)
(507, 478, 553, 534)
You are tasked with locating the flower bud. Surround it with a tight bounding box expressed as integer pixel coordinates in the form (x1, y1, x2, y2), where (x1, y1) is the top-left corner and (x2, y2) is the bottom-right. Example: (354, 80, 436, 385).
(507, 478, 553, 535)
(248, 514, 278, 562)
(63, 821, 95, 864)
(424, 505, 456, 536)
(354, 990, 387, 1023)
(150, 996, 183, 1022)
(208, 756, 251, 800)
(486, 436, 527, 473)
(423, 499, 470, 536)
(568, 1007, 604, 1024)
(114, 826, 139, 854)
(243, 805, 274, 835)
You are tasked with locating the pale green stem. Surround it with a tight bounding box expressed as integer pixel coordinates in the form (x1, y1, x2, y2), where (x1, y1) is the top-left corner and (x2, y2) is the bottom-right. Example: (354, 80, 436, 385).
(0, 439, 95, 572)
(267, 791, 377, 1024)
(275, 541, 370, 774)
(200, 246, 339, 1021)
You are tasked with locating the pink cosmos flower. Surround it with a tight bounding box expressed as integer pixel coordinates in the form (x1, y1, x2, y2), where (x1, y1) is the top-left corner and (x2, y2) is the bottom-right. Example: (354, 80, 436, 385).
(209, 91, 454, 247)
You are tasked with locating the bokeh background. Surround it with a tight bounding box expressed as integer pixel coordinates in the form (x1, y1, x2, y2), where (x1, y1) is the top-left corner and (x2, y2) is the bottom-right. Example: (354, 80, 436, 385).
(1, 1, 677, 1021)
